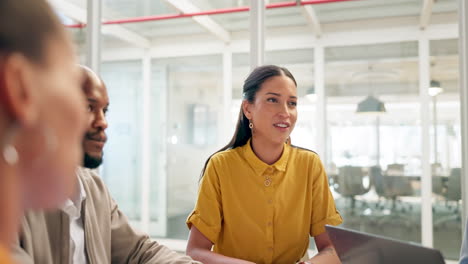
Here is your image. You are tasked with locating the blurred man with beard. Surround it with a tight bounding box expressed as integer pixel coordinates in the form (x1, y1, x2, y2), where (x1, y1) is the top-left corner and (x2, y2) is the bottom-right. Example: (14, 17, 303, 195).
(81, 66, 108, 170)
(12, 66, 200, 264)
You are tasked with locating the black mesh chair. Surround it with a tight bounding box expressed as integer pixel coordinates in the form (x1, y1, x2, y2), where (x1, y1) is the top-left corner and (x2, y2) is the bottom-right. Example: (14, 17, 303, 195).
(435, 168, 462, 230)
(370, 166, 416, 232)
(333, 166, 371, 211)
(371, 166, 414, 212)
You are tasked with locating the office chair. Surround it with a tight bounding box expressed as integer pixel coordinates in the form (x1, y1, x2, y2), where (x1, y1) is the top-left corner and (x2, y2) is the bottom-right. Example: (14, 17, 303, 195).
(369, 166, 416, 233)
(434, 168, 462, 230)
(333, 166, 371, 213)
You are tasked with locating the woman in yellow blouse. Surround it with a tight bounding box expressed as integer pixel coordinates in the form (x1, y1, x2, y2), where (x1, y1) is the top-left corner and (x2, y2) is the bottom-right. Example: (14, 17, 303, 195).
(186, 65, 343, 264)
(0, 0, 87, 261)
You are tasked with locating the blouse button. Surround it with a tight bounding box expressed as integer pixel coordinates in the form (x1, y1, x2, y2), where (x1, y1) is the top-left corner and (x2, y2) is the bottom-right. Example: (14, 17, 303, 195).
(267, 221, 272, 226)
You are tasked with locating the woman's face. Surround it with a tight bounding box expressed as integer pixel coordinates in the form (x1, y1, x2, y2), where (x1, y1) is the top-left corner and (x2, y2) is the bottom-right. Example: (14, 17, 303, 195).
(16, 34, 87, 209)
(243, 74, 298, 146)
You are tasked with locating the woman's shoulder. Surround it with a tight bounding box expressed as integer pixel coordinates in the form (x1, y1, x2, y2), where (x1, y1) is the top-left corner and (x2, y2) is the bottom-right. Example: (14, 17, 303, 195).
(289, 146, 325, 179)
(209, 146, 244, 164)
(290, 144, 320, 161)
(203, 148, 244, 179)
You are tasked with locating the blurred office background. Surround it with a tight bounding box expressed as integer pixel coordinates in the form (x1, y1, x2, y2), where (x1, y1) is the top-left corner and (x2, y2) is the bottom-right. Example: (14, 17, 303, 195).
(53, 0, 464, 261)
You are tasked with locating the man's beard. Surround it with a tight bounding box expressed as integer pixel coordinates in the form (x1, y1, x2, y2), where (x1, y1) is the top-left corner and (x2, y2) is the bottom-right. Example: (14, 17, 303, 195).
(83, 152, 103, 169)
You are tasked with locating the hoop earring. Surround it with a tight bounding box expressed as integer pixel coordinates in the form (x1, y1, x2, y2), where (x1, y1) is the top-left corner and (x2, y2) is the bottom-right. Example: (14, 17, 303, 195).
(2, 123, 20, 165)
(249, 122, 253, 129)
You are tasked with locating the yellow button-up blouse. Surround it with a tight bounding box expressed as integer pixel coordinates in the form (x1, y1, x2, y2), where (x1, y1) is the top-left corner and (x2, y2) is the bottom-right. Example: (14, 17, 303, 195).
(187, 140, 342, 264)
(0, 244, 12, 264)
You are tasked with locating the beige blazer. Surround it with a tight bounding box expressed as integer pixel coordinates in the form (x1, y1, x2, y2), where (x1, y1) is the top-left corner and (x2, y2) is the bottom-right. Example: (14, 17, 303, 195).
(12, 167, 200, 264)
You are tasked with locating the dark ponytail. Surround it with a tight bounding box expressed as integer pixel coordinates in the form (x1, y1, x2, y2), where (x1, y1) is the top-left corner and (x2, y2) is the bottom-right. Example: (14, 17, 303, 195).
(199, 65, 297, 179)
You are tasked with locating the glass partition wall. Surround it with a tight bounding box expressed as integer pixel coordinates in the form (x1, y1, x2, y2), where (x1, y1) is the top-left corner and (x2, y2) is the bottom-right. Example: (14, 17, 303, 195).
(325, 42, 423, 243)
(430, 38, 462, 259)
(61, 0, 463, 260)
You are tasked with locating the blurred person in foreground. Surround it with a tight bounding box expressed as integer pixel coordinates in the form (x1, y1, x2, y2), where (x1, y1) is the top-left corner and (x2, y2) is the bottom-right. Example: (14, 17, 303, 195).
(12, 66, 201, 264)
(0, 0, 87, 262)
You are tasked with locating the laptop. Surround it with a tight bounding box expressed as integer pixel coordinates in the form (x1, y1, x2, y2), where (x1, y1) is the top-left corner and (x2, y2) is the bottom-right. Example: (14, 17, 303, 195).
(325, 225, 445, 264)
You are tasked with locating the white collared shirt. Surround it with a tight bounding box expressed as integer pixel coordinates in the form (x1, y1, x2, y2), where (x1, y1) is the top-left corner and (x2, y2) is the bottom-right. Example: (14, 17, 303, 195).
(61, 177, 87, 264)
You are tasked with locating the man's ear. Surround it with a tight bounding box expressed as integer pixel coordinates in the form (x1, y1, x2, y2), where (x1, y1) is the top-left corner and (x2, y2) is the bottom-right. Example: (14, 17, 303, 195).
(0, 53, 39, 127)
(242, 100, 253, 120)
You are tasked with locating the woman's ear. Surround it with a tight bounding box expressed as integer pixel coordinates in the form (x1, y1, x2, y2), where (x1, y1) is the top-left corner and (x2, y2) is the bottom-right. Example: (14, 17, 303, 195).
(0, 53, 39, 127)
(242, 100, 253, 120)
